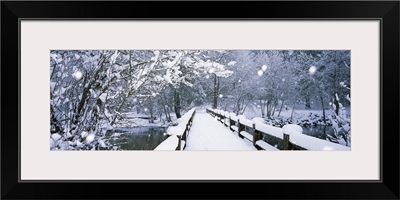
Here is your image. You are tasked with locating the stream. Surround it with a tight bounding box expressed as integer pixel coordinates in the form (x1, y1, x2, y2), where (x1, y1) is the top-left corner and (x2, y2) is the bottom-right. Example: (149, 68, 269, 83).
(109, 127, 168, 150)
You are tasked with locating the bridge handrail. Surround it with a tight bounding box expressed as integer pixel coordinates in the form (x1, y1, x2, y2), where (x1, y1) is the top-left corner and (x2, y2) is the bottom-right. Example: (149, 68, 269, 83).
(154, 108, 196, 150)
(206, 108, 350, 151)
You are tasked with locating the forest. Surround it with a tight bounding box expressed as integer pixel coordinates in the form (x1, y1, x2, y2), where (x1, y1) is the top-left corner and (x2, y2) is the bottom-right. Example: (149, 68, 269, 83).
(50, 50, 350, 150)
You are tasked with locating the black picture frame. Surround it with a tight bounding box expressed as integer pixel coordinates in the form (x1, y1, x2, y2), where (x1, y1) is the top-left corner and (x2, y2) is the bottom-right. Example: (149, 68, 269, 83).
(1, 1, 399, 199)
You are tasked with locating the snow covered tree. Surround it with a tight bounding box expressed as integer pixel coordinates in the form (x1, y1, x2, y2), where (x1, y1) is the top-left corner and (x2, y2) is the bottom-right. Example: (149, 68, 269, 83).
(196, 51, 234, 109)
(50, 50, 164, 150)
(250, 50, 293, 118)
(141, 50, 230, 118)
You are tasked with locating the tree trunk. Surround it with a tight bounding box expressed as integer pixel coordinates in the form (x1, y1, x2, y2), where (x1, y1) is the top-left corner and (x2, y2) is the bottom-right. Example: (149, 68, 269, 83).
(305, 95, 311, 109)
(333, 51, 339, 116)
(50, 106, 61, 134)
(290, 99, 296, 122)
(277, 99, 285, 117)
(320, 93, 327, 125)
(149, 97, 154, 123)
(260, 99, 265, 118)
(272, 98, 278, 116)
(174, 88, 181, 119)
(266, 99, 273, 118)
(76, 57, 105, 117)
(160, 92, 171, 122)
(111, 95, 128, 125)
(167, 108, 171, 122)
(333, 93, 340, 116)
(74, 56, 106, 128)
(136, 106, 141, 114)
(212, 74, 219, 109)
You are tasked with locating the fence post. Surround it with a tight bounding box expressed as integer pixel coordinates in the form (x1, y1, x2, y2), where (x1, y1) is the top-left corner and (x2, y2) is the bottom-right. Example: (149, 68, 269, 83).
(282, 124, 303, 150)
(283, 132, 290, 150)
(253, 123, 262, 146)
(184, 110, 196, 141)
(238, 119, 244, 138)
(229, 116, 233, 131)
(182, 124, 188, 141)
(176, 135, 182, 150)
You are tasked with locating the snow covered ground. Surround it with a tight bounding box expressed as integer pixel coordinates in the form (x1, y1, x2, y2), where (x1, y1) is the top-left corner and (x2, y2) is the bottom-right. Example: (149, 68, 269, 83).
(241, 104, 350, 123)
(184, 111, 256, 150)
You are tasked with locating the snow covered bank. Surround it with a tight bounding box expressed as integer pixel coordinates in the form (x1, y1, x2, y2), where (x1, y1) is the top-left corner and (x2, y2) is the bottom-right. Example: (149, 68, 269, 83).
(115, 112, 177, 128)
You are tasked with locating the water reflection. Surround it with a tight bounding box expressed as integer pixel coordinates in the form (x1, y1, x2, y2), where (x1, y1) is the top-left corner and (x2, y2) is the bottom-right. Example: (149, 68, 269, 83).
(301, 125, 335, 140)
(110, 127, 168, 150)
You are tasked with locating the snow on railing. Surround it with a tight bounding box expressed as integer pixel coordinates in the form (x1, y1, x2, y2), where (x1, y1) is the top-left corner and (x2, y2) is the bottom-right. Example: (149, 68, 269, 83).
(254, 122, 283, 139)
(284, 124, 349, 151)
(238, 117, 252, 128)
(154, 108, 196, 151)
(206, 108, 350, 151)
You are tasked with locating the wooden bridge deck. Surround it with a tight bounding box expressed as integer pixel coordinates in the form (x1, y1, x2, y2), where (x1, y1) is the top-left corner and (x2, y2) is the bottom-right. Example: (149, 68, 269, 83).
(184, 112, 256, 150)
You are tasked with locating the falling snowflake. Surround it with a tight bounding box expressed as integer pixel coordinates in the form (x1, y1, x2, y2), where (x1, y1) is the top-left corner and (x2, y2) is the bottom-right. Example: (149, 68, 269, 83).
(257, 70, 263, 76)
(209, 68, 214, 73)
(206, 75, 210, 79)
(309, 66, 317, 75)
(238, 79, 241, 83)
(219, 94, 223, 98)
(261, 65, 267, 71)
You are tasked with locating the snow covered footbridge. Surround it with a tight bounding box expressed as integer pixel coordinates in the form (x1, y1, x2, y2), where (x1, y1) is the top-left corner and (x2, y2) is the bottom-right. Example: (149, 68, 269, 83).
(154, 108, 350, 151)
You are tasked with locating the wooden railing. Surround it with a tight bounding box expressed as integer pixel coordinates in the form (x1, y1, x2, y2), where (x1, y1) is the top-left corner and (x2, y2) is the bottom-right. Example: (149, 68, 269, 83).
(154, 108, 196, 151)
(206, 108, 350, 151)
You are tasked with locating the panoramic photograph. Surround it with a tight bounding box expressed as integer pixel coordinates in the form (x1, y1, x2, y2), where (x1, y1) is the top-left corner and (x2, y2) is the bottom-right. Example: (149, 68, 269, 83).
(50, 50, 351, 151)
